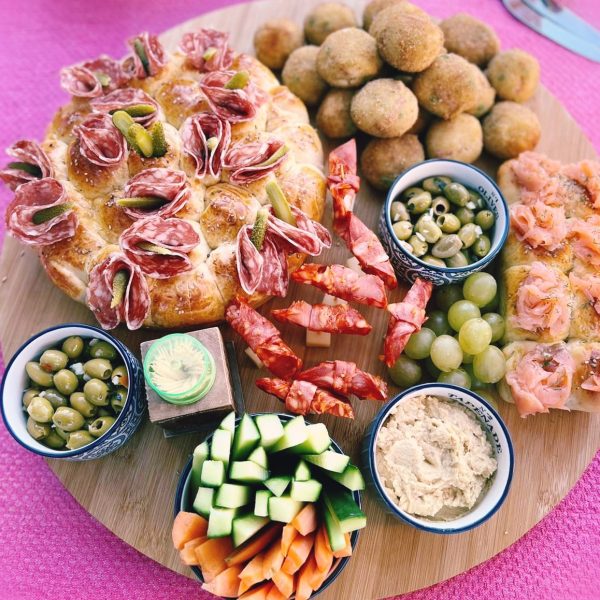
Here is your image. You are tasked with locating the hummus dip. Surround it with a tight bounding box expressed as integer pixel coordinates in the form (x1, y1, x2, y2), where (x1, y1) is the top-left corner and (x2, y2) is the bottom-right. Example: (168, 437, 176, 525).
(375, 395, 497, 520)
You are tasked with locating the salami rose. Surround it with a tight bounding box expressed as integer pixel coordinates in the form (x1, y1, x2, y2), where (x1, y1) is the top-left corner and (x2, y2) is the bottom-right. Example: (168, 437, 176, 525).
(87, 252, 150, 330)
(60, 66, 102, 98)
(267, 206, 332, 255)
(74, 113, 127, 167)
(180, 28, 234, 72)
(90, 87, 159, 126)
(235, 224, 264, 295)
(84, 55, 130, 91)
(199, 70, 266, 123)
(0, 140, 53, 190)
(124, 32, 167, 78)
(181, 112, 231, 179)
(121, 168, 191, 219)
(224, 139, 288, 184)
(120, 215, 200, 279)
(6, 178, 77, 246)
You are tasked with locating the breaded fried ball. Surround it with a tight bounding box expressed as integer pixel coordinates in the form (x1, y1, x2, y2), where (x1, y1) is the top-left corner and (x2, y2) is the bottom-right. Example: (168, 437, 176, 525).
(282, 46, 328, 106)
(350, 78, 418, 137)
(316, 89, 357, 138)
(304, 2, 357, 45)
(412, 53, 480, 120)
(363, 0, 427, 30)
(467, 66, 496, 117)
(483, 101, 541, 159)
(425, 114, 483, 163)
(361, 134, 425, 190)
(317, 28, 382, 88)
(440, 13, 500, 66)
(253, 19, 304, 70)
(370, 6, 444, 72)
(486, 49, 540, 102)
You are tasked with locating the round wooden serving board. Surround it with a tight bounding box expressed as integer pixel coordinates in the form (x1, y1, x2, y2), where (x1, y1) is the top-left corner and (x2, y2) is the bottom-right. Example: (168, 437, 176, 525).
(1, 1, 599, 597)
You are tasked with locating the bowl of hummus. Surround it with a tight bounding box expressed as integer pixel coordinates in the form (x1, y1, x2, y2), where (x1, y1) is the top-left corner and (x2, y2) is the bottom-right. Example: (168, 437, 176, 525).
(362, 383, 514, 533)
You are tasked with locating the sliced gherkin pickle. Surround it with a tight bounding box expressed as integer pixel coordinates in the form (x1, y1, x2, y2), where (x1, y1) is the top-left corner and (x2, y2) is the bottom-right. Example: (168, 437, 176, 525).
(250, 208, 269, 251)
(7, 161, 43, 177)
(203, 46, 217, 61)
(266, 180, 296, 226)
(120, 103, 156, 118)
(112, 110, 135, 136)
(225, 70, 250, 89)
(256, 145, 289, 168)
(137, 242, 176, 255)
(133, 38, 150, 75)
(127, 123, 154, 158)
(111, 270, 129, 309)
(32, 203, 73, 225)
(116, 196, 167, 209)
(95, 71, 112, 87)
(149, 121, 168, 158)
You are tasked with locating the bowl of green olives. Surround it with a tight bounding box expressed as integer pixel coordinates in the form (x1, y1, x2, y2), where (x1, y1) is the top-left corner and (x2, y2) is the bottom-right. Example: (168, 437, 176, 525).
(379, 160, 509, 285)
(1, 323, 145, 460)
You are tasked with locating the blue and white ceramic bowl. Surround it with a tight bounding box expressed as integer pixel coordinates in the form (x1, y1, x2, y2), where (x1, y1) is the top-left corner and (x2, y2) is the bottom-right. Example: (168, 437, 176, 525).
(1, 323, 145, 460)
(175, 413, 360, 594)
(379, 159, 509, 285)
(362, 383, 514, 534)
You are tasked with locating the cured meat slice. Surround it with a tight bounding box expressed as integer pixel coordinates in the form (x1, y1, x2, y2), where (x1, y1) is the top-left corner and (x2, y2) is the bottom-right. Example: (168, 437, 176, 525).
(120, 215, 200, 279)
(382, 278, 433, 367)
(224, 138, 288, 184)
(562, 159, 600, 209)
(74, 113, 127, 167)
(121, 168, 191, 219)
(510, 201, 567, 252)
(272, 301, 372, 336)
(6, 178, 77, 246)
(90, 88, 160, 126)
(255, 233, 288, 297)
(292, 263, 388, 308)
(87, 252, 150, 330)
(267, 206, 332, 255)
(60, 56, 129, 98)
(0, 140, 53, 190)
(569, 270, 600, 316)
(124, 32, 167, 78)
(225, 297, 302, 379)
(180, 28, 234, 72)
(569, 215, 600, 267)
(181, 112, 231, 179)
(298, 360, 387, 401)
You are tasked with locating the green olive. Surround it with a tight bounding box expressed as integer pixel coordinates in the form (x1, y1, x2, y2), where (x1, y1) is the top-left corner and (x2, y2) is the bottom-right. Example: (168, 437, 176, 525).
(52, 407, 85, 432)
(436, 213, 461, 234)
(432, 234, 462, 258)
(390, 201, 410, 222)
(446, 251, 470, 268)
(27, 416, 50, 440)
(431, 196, 450, 215)
(39, 349, 69, 373)
(84, 358, 113, 380)
(111, 365, 129, 388)
(39, 388, 68, 409)
(408, 234, 428, 257)
(422, 255, 446, 268)
(54, 427, 71, 441)
(392, 220, 413, 241)
(66, 430, 94, 450)
(43, 429, 66, 449)
(475, 210, 495, 231)
(406, 191, 432, 214)
(25, 362, 54, 387)
(444, 182, 470, 206)
(22, 388, 39, 409)
(70, 392, 97, 418)
(458, 223, 479, 249)
(53, 369, 79, 395)
(415, 215, 442, 243)
(88, 340, 117, 360)
(62, 336, 84, 358)
(456, 207, 475, 225)
(422, 176, 451, 194)
(88, 416, 116, 438)
(27, 396, 54, 423)
(469, 189, 485, 210)
(472, 234, 492, 258)
(110, 386, 128, 414)
(84, 378, 109, 406)
(402, 186, 425, 200)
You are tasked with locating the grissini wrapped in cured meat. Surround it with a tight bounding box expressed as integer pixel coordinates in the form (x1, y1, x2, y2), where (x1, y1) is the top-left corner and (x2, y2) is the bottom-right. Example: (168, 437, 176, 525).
(0, 140, 54, 190)
(180, 28, 234, 72)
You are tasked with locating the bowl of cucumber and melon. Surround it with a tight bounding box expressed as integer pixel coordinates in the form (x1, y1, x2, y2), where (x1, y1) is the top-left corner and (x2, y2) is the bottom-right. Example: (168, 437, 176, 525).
(172, 412, 366, 599)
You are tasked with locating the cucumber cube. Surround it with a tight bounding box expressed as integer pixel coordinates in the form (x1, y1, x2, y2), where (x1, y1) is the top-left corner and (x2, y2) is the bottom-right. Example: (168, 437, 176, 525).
(255, 414, 285, 449)
(200, 460, 226, 488)
(323, 501, 346, 552)
(304, 451, 349, 473)
(254, 490, 272, 517)
(192, 486, 214, 517)
(218, 411, 236, 434)
(288, 423, 331, 455)
(248, 446, 269, 469)
(215, 483, 251, 509)
(264, 476, 291, 497)
(268, 495, 304, 523)
(210, 429, 232, 467)
(190, 441, 209, 491)
(323, 487, 366, 533)
(290, 479, 323, 502)
(232, 514, 269, 548)
(270, 416, 308, 452)
(207, 506, 238, 538)
(324, 464, 366, 491)
(294, 460, 312, 482)
(232, 414, 260, 460)
(229, 461, 269, 483)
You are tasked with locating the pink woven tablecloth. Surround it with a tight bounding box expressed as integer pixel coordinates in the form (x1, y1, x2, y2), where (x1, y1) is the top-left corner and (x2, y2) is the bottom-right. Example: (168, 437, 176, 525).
(0, 1, 598, 599)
